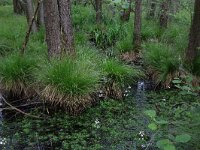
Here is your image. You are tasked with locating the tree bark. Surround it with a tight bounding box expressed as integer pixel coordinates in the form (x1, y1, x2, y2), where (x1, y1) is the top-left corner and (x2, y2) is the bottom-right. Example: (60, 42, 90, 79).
(133, 0, 142, 51)
(43, 0, 75, 58)
(37, 0, 45, 27)
(58, 0, 75, 55)
(44, 0, 62, 57)
(13, 0, 24, 14)
(186, 0, 200, 63)
(159, 0, 169, 28)
(25, 0, 38, 32)
(95, 0, 102, 24)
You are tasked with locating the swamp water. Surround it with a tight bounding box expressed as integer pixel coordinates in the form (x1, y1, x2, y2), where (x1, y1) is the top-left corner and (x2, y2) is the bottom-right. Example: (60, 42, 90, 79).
(0, 81, 156, 150)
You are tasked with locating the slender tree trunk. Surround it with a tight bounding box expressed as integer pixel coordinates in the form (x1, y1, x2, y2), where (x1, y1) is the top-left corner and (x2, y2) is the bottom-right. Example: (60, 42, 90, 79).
(186, 0, 200, 63)
(58, 0, 75, 55)
(133, 0, 142, 51)
(95, 0, 102, 24)
(25, 0, 38, 32)
(159, 0, 169, 28)
(13, 0, 24, 14)
(37, 1, 45, 27)
(44, 0, 62, 57)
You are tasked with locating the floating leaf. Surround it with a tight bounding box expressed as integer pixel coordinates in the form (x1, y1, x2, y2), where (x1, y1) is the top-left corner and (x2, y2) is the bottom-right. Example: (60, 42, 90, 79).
(175, 134, 191, 143)
(144, 110, 156, 118)
(164, 144, 176, 150)
(156, 120, 168, 125)
(156, 139, 171, 149)
(148, 123, 157, 131)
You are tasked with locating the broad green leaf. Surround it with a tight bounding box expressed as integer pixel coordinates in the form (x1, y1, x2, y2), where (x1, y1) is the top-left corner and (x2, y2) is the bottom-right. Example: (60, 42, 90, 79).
(156, 139, 171, 149)
(175, 134, 191, 143)
(148, 123, 157, 131)
(164, 144, 176, 150)
(144, 110, 156, 118)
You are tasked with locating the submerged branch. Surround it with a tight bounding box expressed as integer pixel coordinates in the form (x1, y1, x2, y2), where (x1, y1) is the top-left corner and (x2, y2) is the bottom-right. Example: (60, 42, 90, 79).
(1, 95, 44, 119)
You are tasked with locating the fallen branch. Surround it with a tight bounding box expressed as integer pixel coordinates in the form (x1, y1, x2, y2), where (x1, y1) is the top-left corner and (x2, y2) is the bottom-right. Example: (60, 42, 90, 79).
(1, 95, 44, 119)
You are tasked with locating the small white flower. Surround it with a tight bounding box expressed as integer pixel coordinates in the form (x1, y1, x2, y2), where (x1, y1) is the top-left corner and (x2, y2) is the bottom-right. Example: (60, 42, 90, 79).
(128, 86, 131, 89)
(141, 144, 146, 148)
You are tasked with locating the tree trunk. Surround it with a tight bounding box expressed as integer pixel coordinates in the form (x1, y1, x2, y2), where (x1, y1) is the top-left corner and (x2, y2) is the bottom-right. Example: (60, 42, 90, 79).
(43, 0, 75, 58)
(186, 0, 200, 63)
(95, 0, 102, 24)
(25, 0, 38, 32)
(159, 0, 169, 28)
(13, 0, 24, 14)
(44, 0, 62, 57)
(133, 0, 142, 51)
(37, 1, 45, 27)
(58, 0, 75, 55)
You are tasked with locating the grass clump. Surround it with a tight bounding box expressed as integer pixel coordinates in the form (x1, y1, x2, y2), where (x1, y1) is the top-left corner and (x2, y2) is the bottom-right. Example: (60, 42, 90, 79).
(143, 42, 180, 86)
(39, 57, 100, 114)
(101, 58, 143, 99)
(0, 53, 37, 96)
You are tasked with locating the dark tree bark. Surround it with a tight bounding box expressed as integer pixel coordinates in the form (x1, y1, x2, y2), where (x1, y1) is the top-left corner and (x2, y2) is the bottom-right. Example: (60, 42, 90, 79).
(37, 1, 45, 27)
(44, 0, 62, 57)
(58, 0, 75, 55)
(95, 0, 102, 24)
(159, 0, 169, 28)
(43, 0, 75, 58)
(25, 0, 38, 32)
(133, 0, 142, 51)
(13, 0, 24, 14)
(186, 0, 200, 63)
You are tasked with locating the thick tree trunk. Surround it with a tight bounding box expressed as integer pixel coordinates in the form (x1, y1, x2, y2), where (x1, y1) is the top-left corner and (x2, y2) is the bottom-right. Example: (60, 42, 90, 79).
(44, 0, 62, 57)
(159, 0, 169, 28)
(58, 0, 75, 55)
(43, 0, 75, 58)
(133, 0, 142, 51)
(37, 1, 45, 27)
(25, 0, 38, 32)
(13, 0, 24, 14)
(186, 0, 200, 63)
(95, 0, 102, 24)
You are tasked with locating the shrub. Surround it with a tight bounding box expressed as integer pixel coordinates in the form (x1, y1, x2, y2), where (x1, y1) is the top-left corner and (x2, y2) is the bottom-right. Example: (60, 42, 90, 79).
(101, 58, 143, 99)
(38, 56, 100, 114)
(0, 53, 37, 95)
(143, 42, 180, 86)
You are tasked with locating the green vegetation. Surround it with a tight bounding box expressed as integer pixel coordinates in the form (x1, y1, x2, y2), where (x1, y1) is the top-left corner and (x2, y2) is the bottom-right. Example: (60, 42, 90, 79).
(0, 1, 200, 150)
(0, 53, 37, 95)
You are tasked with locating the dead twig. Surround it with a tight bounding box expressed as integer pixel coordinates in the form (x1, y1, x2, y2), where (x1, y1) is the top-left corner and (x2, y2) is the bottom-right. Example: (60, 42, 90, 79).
(21, 0, 42, 55)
